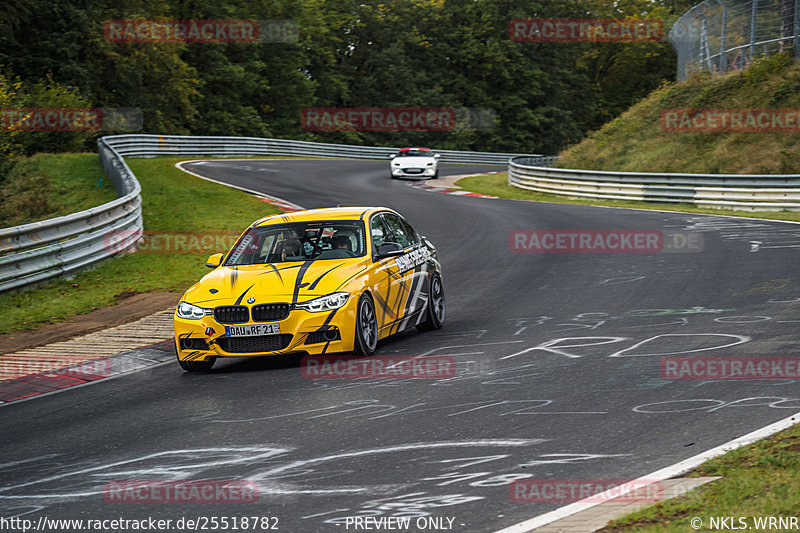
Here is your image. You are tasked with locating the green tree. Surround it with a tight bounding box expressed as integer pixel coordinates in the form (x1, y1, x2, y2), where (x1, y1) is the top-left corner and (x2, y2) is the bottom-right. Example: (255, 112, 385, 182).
(0, 74, 22, 178)
(13, 76, 94, 155)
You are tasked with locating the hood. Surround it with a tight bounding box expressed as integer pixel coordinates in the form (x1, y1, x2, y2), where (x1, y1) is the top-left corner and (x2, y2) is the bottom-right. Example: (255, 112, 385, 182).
(183, 258, 367, 305)
(394, 156, 435, 167)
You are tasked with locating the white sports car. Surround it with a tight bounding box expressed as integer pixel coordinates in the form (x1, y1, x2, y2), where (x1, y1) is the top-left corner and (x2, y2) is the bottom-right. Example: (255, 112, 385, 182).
(390, 147, 440, 179)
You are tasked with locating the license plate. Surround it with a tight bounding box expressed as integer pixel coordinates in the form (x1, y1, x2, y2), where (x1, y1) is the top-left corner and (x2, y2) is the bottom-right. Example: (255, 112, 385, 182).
(224, 323, 281, 337)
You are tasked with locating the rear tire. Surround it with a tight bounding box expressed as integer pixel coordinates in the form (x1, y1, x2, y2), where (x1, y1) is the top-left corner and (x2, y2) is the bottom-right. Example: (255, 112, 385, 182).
(178, 356, 216, 372)
(417, 273, 445, 332)
(353, 293, 378, 355)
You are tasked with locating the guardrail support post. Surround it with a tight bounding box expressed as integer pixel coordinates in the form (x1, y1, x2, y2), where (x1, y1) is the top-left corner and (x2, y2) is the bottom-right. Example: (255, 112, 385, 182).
(750, 0, 759, 62)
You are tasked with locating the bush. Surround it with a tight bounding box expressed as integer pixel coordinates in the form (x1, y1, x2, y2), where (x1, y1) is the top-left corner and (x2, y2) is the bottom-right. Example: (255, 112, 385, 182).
(11, 76, 94, 156)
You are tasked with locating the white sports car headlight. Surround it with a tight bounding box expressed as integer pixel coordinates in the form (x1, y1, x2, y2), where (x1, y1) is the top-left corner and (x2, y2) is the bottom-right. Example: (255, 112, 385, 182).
(176, 302, 211, 320)
(296, 293, 350, 312)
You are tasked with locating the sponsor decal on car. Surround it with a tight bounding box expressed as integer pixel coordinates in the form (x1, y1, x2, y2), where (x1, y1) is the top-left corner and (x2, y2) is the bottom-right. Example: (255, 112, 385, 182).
(394, 247, 432, 272)
(227, 234, 255, 264)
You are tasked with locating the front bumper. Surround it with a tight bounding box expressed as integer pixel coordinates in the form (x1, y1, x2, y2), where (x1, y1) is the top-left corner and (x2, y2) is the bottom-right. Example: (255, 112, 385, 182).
(392, 167, 436, 179)
(174, 300, 358, 361)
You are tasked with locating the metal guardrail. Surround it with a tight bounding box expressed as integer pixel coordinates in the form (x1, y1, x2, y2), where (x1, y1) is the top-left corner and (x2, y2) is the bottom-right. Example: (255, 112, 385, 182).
(509, 156, 800, 210)
(102, 134, 548, 166)
(5, 131, 798, 295)
(0, 139, 143, 293)
(0, 134, 548, 293)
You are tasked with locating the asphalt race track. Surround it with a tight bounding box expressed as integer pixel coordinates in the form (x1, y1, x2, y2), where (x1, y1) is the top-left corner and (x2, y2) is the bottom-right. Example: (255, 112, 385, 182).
(2, 159, 800, 532)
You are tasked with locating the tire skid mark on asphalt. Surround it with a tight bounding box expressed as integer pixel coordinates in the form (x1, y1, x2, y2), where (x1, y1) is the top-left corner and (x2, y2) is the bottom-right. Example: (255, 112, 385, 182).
(0, 439, 635, 526)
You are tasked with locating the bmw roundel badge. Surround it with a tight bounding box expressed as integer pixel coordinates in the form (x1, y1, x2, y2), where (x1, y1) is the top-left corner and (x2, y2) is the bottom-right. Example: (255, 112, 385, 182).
(247, 297, 255, 304)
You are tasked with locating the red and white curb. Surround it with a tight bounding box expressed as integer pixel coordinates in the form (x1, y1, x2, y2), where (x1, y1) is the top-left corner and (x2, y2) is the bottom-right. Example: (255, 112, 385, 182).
(406, 171, 502, 198)
(258, 195, 303, 212)
(408, 182, 497, 198)
(0, 340, 175, 405)
(0, 308, 176, 403)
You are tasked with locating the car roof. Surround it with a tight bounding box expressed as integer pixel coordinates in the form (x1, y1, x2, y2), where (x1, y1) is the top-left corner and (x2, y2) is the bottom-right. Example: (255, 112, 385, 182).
(253, 206, 389, 227)
(399, 147, 431, 152)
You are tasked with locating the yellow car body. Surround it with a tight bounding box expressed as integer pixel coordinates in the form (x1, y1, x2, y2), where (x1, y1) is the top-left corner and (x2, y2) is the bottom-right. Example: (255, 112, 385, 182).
(173, 207, 444, 371)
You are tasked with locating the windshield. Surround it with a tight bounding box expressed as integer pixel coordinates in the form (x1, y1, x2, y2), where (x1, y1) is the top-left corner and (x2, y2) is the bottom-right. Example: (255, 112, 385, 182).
(225, 221, 366, 266)
(396, 150, 432, 157)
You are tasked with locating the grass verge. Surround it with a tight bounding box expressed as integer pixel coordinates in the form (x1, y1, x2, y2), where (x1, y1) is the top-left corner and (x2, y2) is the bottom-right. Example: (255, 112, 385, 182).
(456, 172, 800, 223)
(0, 153, 117, 226)
(0, 155, 282, 335)
(598, 422, 800, 532)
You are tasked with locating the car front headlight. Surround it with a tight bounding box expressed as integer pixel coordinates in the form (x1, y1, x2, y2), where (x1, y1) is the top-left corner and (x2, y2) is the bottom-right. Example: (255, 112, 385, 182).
(296, 292, 349, 312)
(176, 302, 210, 320)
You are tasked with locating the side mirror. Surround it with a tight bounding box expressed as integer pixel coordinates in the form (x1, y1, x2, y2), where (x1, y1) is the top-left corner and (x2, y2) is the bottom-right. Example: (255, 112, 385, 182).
(433, 154, 441, 159)
(206, 253, 223, 268)
(376, 242, 404, 259)
(389, 154, 396, 159)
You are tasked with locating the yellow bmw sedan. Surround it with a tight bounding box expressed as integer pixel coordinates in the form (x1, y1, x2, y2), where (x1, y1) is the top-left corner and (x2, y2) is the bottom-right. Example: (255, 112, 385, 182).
(174, 207, 444, 371)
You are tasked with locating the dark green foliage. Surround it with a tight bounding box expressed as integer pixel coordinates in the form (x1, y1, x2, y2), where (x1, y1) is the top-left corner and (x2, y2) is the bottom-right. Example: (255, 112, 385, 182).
(0, 0, 690, 161)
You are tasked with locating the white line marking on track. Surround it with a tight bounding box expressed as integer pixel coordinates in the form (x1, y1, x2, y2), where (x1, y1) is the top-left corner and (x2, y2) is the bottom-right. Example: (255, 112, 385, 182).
(175, 160, 305, 211)
(493, 409, 800, 533)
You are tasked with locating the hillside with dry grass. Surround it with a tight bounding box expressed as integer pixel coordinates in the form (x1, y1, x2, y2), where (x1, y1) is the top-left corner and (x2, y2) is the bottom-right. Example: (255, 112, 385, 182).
(555, 52, 800, 174)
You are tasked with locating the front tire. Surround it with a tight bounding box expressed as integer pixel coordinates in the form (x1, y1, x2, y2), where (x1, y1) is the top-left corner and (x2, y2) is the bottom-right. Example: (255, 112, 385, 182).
(417, 273, 445, 331)
(353, 293, 378, 355)
(178, 356, 216, 372)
